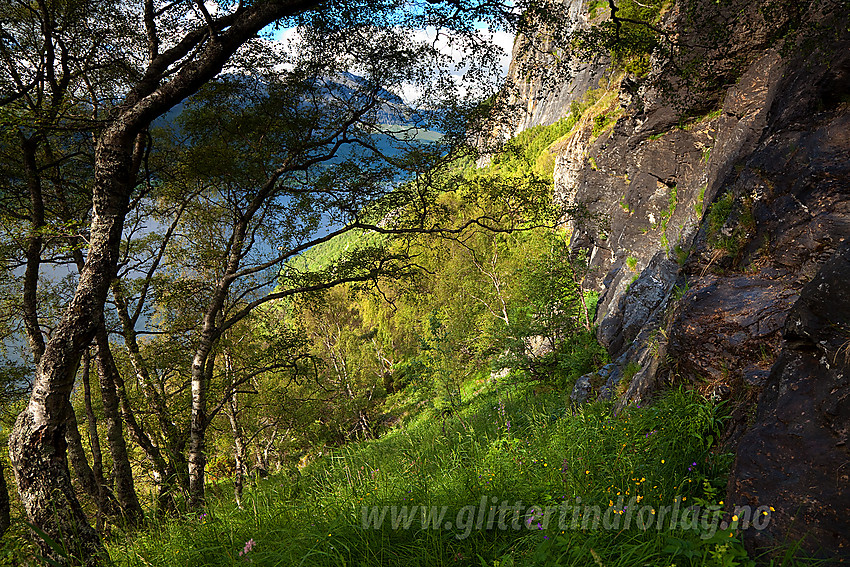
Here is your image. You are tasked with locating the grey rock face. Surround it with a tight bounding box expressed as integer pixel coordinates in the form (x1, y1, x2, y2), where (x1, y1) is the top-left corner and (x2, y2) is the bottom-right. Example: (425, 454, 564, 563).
(569, 372, 593, 404)
(502, 0, 609, 136)
(728, 242, 850, 560)
(598, 251, 679, 359)
(595, 363, 622, 401)
(666, 275, 798, 385)
(504, 3, 850, 556)
(570, 363, 618, 404)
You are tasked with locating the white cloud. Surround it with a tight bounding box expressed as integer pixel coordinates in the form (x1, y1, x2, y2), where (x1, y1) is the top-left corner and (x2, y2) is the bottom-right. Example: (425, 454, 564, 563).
(482, 29, 516, 76)
(268, 23, 516, 104)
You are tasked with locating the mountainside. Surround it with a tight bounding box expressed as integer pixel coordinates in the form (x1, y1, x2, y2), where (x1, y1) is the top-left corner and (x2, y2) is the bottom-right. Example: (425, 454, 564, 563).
(505, 0, 850, 559)
(503, 0, 609, 135)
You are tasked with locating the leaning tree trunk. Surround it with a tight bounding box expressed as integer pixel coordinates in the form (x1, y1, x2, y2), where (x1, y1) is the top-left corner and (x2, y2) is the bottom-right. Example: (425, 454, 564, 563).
(8, 2, 325, 556)
(7, 133, 136, 565)
(113, 283, 191, 500)
(65, 402, 116, 523)
(111, 369, 181, 515)
(64, 207, 141, 528)
(80, 352, 116, 530)
(20, 135, 47, 366)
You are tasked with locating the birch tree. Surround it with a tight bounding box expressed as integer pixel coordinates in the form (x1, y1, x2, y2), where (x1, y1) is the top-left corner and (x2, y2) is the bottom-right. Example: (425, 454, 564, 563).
(1, 0, 526, 561)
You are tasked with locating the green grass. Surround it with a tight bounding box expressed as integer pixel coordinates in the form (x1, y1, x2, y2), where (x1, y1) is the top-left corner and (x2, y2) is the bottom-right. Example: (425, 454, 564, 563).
(705, 191, 754, 260)
(678, 108, 723, 131)
(617, 361, 642, 396)
(106, 384, 780, 567)
(674, 244, 691, 267)
(695, 185, 707, 218)
(653, 184, 678, 254)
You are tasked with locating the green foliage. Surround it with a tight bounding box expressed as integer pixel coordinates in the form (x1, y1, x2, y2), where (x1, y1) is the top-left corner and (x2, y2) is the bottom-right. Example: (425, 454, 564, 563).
(705, 191, 754, 261)
(572, 0, 669, 72)
(264, 109, 600, 452)
(292, 229, 388, 272)
(554, 328, 609, 390)
(626, 256, 638, 271)
(695, 186, 707, 218)
(623, 54, 652, 77)
(415, 312, 467, 411)
(674, 245, 691, 267)
(591, 110, 619, 138)
(587, 0, 608, 19)
(497, 234, 601, 386)
(617, 361, 642, 396)
(488, 113, 585, 183)
(649, 184, 678, 254)
(107, 387, 774, 567)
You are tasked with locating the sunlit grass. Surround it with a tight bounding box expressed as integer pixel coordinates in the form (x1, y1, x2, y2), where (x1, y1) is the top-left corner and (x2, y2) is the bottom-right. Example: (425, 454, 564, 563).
(105, 380, 817, 567)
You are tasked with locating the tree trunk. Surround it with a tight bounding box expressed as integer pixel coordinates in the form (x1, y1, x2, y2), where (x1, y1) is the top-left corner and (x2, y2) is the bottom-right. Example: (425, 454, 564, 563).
(227, 396, 247, 509)
(20, 135, 46, 365)
(80, 352, 115, 529)
(9, 397, 105, 564)
(112, 283, 190, 496)
(110, 369, 181, 514)
(65, 402, 112, 522)
(257, 426, 277, 477)
(0, 462, 9, 538)
(7, 134, 136, 565)
(62, 201, 128, 529)
(187, 346, 211, 510)
(94, 323, 143, 526)
(224, 351, 247, 508)
(8, 2, 324, 557)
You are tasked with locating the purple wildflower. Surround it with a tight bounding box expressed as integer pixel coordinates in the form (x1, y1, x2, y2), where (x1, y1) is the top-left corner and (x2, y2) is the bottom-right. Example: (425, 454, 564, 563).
(239, 539, 256, 557)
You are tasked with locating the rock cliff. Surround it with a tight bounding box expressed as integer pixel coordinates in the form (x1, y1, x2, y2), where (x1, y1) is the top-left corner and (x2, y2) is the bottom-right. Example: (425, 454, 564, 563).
(506, 0, 850, 560)
(503, 0, 609, 135)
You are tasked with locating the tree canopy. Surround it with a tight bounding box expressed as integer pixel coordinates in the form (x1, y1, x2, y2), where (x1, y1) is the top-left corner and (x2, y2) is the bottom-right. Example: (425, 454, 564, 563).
(0, 0, 572, 563)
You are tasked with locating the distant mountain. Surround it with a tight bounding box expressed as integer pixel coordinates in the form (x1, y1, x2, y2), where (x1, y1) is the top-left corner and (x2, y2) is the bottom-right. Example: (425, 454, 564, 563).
(155, 71, 440, 134)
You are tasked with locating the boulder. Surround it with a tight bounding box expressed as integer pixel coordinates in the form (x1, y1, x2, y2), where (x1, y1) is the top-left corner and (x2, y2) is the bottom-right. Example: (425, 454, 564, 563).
(666, 275, 797, 385)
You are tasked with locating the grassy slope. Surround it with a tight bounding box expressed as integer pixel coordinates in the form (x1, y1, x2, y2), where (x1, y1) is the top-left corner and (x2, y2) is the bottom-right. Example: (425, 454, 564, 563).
(107, 100, 813, 566)
(109, 372, 796, 567)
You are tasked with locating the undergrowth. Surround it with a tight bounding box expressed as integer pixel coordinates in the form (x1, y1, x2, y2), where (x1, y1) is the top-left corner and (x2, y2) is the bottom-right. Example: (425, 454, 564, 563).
(105, 385, 816, 567)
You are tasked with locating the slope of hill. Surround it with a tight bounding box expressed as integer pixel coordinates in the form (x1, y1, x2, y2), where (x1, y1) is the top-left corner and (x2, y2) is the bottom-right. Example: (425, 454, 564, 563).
(503, 0, 850, 560)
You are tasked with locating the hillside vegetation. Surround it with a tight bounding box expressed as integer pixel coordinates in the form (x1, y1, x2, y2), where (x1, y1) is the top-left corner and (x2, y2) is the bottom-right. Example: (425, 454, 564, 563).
(111, 386, 746, 567)
(89, 91, 815, 567)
